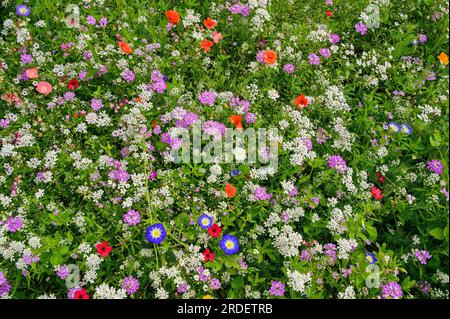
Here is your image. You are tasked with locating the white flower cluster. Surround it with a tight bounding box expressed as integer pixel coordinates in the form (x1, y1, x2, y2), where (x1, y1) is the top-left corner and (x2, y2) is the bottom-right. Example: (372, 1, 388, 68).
(331, 117, 355, 152)
(93, 284, 127, 299)
(417, 104, 442, 122)
(337, 238, 358, 260)
(286, 269, 311, 294)
(327, 206, 353, 236)
(271, 225, 303, 258)
(322, 85, 351, 113)
(338, 286, 356, 299)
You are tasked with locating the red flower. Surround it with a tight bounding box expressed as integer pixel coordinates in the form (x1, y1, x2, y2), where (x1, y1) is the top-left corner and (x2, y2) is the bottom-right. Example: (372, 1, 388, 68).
(295, 94, 308, 109)
(96, 241, 112, 257)
(229, 115, 243, 129)
(203, 17, 216, 29)
(376, 172, 385, 184)
(165, 10, 180, 24)
(225, 183, 237, 198)
(208, 223, 222, 238)
(201, 38, 214, 52)
(67, 79, 79, 90)
(326, 10, 333, 17)
(203, 248, 215, 262)
(371, 186, 383, 200)
(74, 289, 90, 299)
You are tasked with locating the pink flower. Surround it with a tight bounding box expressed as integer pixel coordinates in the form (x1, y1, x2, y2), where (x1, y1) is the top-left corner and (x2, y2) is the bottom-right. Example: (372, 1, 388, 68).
(212, 31, 222, 44)
(36, 81, 52, 95)
(25, 68, 39, 79)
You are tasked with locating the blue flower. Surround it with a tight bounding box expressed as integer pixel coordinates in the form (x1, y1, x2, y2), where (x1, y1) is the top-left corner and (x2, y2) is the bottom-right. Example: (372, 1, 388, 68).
(400, 123, 412, 135)
(198, 214, 213, 230)
(388, 122, 401, 133)
(365, 252, 377, 264)
(220, 234, 239, 255)
(146, 223, 167, 245)
(231, 169, 240, 177)
(16, 4, 31, 16)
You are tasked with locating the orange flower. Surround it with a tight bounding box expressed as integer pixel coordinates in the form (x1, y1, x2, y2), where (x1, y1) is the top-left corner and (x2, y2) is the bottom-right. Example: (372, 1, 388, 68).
(229, 115, 243, 129)
(294, 94, 308, 109)
(135, 97, 142, 103)
(203, 17, 216, 29)
(438, 52, 449, 65)
(165, 10, 180, 24)
(262, 50, 277, 64)
(225, 183, 237, 198)
(201, 39, 214, 52)
(119, 41, 132, 54)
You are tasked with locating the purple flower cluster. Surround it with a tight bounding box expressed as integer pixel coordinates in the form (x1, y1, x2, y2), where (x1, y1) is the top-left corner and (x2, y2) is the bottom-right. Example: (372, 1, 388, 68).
(56, 265, 70, 280)
(91, 98, 104, 111)
(148, 70, 167, 94)
(381, 281, 403, 299)
(268, 280, 285, 296)
(123, 209, 140, 226)
(108, 169, 130, 182)
(327, 155, 347, 174)
(329, 33, 341, 44)
(253, 186, 272, 201)
(0, 272, 12, 297)
(414, 249, 432, 265)
(121, 69, 135, 82)
(427, 160, 444, 175)
(198, 91, 217, 106)
(283, 63, 295, 74)
(229, 3, 250, 16)
(6, 216, 23, 232)
(201, 121, 226, 140)
(122, 276, 139, 295)
(308, 53, 320, 65)
(355, 22, 368, 35)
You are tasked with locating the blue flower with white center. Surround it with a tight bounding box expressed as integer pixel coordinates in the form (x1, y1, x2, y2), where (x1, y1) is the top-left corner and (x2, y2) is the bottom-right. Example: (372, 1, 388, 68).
(400, 123, 412, 135)
(198, 214, 213, 230)
(220, 234, 239, 255)
(146, 223, 166, 245)
(365, 252, 377, 264)
(16, 4, 31, 17)
(388, 122, 401, 133)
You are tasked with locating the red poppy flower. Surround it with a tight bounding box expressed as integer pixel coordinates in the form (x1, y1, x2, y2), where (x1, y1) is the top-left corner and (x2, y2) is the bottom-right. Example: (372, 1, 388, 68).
(67, 79, 79, 90)
(376, 172, 385, 184)
(371, 186, 383, 200)
(203, 17, 216, 29)
(208, 223, 222, 238)
(295, 94, 308, 109)
(203, 248, 215, 262)
(118, 41, 132, 54)
(74, 289, 90, 299)
(326, 10, 333, 17)
(96, 241, 112, 257)
(201, 39, 214, 52)
(225, 183, 236, 198)
(262, 50, 277, 64)
(229, 115, 243, 129)
(165, 10, 180, 24)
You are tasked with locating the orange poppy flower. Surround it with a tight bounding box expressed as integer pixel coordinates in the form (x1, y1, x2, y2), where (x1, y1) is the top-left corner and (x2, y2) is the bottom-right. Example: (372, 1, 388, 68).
(203, 17, 216, 29)
(135, 97, 142, 103)
(294, 94, 308, 109)
(225, 183, 236, 198)
(119, 41, 132, 54)
(439, 52, 449, 65)
(201, 39, 214, 52)
(165, 10, 180, 24)
(262, 50, 277, 64)
(229, 115, 243, 129)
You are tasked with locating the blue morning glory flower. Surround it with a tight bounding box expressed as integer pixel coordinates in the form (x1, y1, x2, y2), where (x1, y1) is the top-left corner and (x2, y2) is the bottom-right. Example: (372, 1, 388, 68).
(198, 214, 213, 230)
(231, 169, 240, 177)
(365, 252, 377, 264)
(16, 4, 31, 17)
(220, 234, 239, 255)
(146, 223, 167, 244)
(388, 122, 401, 133)
(400, 123, 412, 135)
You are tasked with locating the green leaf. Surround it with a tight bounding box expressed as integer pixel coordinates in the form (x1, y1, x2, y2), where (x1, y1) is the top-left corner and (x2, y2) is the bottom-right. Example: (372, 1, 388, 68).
(429, 228, 444, 240)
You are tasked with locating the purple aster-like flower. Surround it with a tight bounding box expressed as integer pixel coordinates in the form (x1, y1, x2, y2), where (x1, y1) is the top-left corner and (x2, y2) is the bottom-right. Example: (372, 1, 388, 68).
(0, 272, 12, 297)
(268, 280, 285, 297)
(6, 216, 23, 233)
(381, 281, 403, 299)
(308, 53, 321, 65)
(414, 249, 432, 265)
(253, 186, 272, 201)
(121, 69, 135, 82)
(56, 265, 70, 280)
(244, 112, 257, 124)
(318, 48, 331, 58)
(177, 283, 188, 294)
(283, 63, 295, 74)
(108, 169, 130, 182)
(20, 54, 33, 64)
(210, 278, 221, 290)
(123, 209, 140, 226)
(201, 121, 226, 140)
(99, 17, 108, 27)
(122, 276, 139, 295)
(86, 15, 96, 25)
(427, 160, 444, 175)
(16, 4, 31, 17)
(327, 155, 347, 174)
(91, 98, 104, 111)
(418, 34, 427, 44)
(198, 91, 217, 106)
(355, 22, 368, 35)
(329, 33, 341, 44)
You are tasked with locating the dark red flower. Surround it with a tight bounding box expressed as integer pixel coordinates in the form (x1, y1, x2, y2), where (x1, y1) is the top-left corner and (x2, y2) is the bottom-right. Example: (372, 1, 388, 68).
(203, 248, 215, 262)
(376, 172, 385, 184)
(74, 289, 90, 299)
(96, 241, 112, 257)
(326, 10, 333, 17)
(208, 223, 222, 238)
(371, 186, 383, 200)
(67, 79, 79, 90)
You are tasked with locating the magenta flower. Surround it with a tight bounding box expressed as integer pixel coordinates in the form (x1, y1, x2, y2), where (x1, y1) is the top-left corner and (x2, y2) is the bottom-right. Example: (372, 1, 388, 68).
(381, 281, 403, 299)
(268, 280, 285, 296)
(123, 209, 140, 226)
(355, 22, 368, 35)
(308, 53, 321, 65)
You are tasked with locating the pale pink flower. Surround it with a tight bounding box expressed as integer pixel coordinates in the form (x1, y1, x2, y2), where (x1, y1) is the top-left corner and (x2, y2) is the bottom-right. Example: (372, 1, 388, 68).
(25, 68, 39, 79)
(212, 31, 222, 44)
(36, 81, 52, 95)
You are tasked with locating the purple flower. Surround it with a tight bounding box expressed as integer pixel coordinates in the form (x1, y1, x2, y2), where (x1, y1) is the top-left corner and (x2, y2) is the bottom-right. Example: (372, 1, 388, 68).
(418, 34, 427, 44)
(16, 4, 31, 17)
(123, 209, 140, 226)
(91, 98, 104, 111)
(198, 91, 217, 106)
(109, 169, 130, 182)
(327, 155, 347, 174)
(177, 283, 188, 294)
(318, 48, 331, 58)
(381, 281, 403, 299)
(283, 63, 295, 74)
(254, 186, 272, 201)
(99, 17, 108, 27)
(329, 33, 341, 44)
(201, 121, 226, 140)
(84, 50, 93, 60)
(268, 280, 285, 296)
(210, 278, 221, 290)
(122, 276, 139, 295)
(20, 54, 33, 64)
(245, 112, 257, 124)
(0, 272, 12, 297)
(6, 216, 23, 233)
(56, 265, 70, 280)
(63, 91, 75, 101)
(427, 160, 443, 175)
(308, 53, 321, 65)
(355, 22, 368, 35)
(441, 188, 449, 201)
(121, 69, 135, 82)
(414, 250, 432, 265)
(86, 15, 96, 25)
